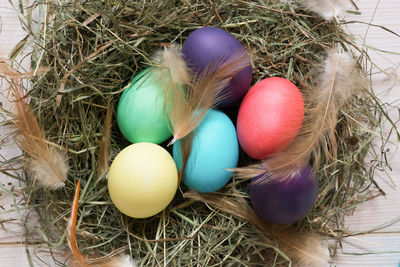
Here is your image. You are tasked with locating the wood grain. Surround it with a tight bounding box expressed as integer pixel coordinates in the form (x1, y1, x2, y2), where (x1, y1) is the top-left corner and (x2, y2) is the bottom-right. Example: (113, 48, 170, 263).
(333, 1, 400, 266)
(0, 245, 66, 267)
(1, 0, 400, 266)
(343, 0, 400, 233)
(0, 0, 30, 246)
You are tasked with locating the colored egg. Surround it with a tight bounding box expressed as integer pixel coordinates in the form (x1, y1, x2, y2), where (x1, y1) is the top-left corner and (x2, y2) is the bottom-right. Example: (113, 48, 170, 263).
(117, 68, 171, 144)
(108, 143, 178, 218)
(173, 109, 239, 193)
(237, 77, 304, 159)
(182, 27, 252, 106)
(250, 165, 318, 225)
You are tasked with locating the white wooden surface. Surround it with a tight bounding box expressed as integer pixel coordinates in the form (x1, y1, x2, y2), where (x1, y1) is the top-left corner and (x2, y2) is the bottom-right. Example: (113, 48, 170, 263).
(333, 1, 400, 266)
(1, 0, 399, 266)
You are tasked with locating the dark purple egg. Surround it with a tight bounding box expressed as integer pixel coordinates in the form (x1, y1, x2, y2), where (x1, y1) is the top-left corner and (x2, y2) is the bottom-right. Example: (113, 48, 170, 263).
(182, 27, 252, 106)
(249, 165, 318, 225)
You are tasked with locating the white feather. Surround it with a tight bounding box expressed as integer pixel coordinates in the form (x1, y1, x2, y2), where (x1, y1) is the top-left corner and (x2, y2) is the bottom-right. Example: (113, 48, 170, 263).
(299, 0, 353, 20)
(105, 255, 137, 267)
(318, 47, 364, 106)
(152, 44, 190, 86)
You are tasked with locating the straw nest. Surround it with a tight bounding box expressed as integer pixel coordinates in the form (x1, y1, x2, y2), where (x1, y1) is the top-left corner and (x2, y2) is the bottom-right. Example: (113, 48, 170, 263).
(1, 0, 395, 266)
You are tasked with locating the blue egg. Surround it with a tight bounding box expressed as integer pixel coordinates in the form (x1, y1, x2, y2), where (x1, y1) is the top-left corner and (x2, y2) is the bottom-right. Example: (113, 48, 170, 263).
(173, 109, 239, 193)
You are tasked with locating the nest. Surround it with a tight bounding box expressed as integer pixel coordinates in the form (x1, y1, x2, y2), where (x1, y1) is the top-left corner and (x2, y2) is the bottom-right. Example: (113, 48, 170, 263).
(1, 0, 395, 266)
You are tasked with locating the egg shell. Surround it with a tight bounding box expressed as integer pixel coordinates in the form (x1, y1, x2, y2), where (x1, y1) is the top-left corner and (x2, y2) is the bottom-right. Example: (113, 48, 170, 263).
(237, 77, 304, 159)
(173, 109, 239, 193)
(182, 27, 252, 106)
(250, 165, 318, 224)
(108, 143, 178, 218)
(117, 68, 171, 144)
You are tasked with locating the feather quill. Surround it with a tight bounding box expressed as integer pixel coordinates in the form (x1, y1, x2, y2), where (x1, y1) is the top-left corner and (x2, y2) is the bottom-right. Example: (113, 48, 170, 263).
(9, 80, 68, 190)
(67, 179, 87, 266)
(97, 97, 113, 179)
(153, 45, 251, 145)
(185, 190, 329, 266)
(177, 133, 193, 183)
(298, 0, 353, 20)
(68, 180, 137, 267)
(235, 48, 368, 183)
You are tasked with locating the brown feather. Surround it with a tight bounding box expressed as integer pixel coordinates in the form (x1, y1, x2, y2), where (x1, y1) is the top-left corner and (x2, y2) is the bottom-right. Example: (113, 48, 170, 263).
(97, 97, 113, 178)
(185, 190, 329, 266)
(152, 46, 251, 145)
(152, 44, 191, 89)
(9, 80, 68, 190)
(68, 181, 137, 267)
(168, 48, 251, 145)
(289, 233, 330, 267)
(152, 46, 250, 178)
(67, 180, 89, 267)
(177, 133, 193, 184)
(235, 48, 368, 183)
(151, 45, 191, 145)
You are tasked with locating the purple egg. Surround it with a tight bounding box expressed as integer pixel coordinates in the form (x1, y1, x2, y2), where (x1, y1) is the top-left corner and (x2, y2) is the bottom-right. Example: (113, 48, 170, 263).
(182, 27, 252, 106)
(249, 165, 318, 225)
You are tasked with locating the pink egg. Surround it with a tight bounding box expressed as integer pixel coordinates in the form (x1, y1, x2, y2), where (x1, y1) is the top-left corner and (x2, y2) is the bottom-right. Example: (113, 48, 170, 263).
(236, 77, 304, 159)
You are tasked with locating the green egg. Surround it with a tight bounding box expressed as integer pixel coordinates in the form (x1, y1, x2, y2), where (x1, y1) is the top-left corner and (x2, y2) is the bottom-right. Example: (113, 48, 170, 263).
(117, 68, 171, 144)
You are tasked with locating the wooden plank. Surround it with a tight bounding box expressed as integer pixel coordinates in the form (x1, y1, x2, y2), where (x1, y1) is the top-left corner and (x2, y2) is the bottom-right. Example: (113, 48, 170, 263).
(0, 0, 35, 244)
(333, 234, 400, 266)
(333, 1, 400, 266)
(0, 245, 66, 267)
(339, 0, 400, 235)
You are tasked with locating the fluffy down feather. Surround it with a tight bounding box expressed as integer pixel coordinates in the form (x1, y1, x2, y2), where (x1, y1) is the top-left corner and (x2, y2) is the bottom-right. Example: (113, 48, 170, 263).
(279, 0, 354, 20)
(27, 148, 69, 190)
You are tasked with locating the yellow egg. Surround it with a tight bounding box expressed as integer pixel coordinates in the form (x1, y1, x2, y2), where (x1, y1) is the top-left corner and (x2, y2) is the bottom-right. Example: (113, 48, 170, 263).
(108, 143, 178, 218)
